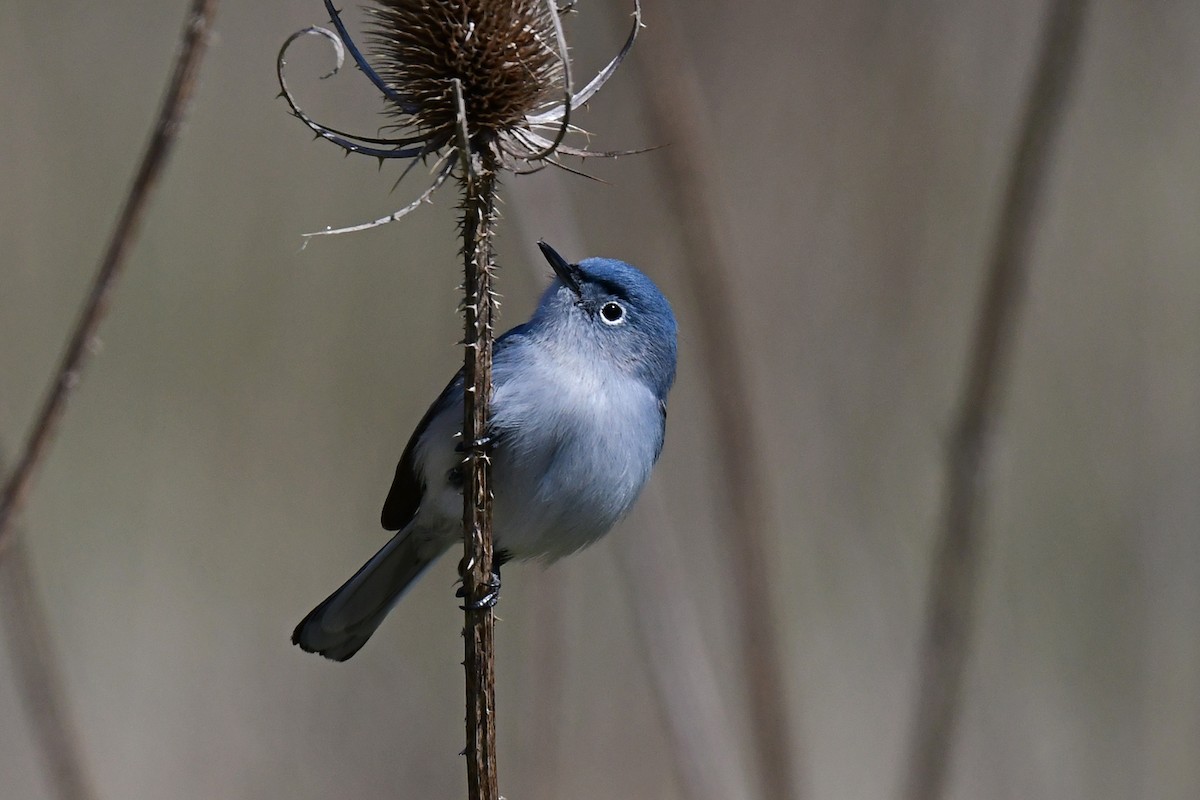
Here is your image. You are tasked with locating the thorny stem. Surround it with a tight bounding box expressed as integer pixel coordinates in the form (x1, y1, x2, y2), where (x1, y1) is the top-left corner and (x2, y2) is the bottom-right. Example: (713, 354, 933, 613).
(458, 83, 501, 800)
(0, 0, 218, 557)
(900, 3, 1090, 800)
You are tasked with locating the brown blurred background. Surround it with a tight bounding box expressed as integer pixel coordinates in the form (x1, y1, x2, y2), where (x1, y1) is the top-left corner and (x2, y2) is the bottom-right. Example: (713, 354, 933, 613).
(2, 2, 1198, 799)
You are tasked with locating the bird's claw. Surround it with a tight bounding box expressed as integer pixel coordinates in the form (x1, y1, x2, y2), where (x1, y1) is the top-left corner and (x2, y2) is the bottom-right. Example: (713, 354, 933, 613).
(455, 433, 496, 453)
(456, 569, 501, 610)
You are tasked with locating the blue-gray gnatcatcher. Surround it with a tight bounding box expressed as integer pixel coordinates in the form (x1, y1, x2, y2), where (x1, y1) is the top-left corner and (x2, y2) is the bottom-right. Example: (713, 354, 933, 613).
(293, 242, 678, 660)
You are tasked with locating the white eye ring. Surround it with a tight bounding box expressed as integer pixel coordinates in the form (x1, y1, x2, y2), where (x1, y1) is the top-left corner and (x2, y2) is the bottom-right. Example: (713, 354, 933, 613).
(600, 301, 626, 325)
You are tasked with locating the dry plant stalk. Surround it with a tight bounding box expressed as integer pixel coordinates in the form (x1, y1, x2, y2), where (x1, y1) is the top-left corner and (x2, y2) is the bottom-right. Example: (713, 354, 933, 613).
(901, 3, 1090, 800)
(0, 3, 217, 800)
(279, 2, 641, 796)
(0, 0, 217, 556)
(0, 534, 100, 800)
(457, 127, 502, 796)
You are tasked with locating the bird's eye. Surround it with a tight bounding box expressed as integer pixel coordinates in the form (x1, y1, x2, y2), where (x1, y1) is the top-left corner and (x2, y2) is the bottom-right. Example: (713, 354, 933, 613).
(600, 301, 625, 324)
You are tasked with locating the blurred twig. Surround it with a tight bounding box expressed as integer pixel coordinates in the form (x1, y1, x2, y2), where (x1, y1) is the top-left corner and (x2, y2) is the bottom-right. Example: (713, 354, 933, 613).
(0, 0, 218, 556)
(523, 568, 567, 800)
(633, 10, 804, 800)
(900, 3, 1090, 800)
(0, 534, 100, 800)
(511, 184, 580, 800)
(0, 5, 215, 800)
(613, 489, 755, 800)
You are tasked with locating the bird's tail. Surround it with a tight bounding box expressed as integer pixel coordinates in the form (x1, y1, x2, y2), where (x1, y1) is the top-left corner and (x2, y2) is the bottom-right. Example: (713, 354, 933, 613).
(292, 527, 448, 661)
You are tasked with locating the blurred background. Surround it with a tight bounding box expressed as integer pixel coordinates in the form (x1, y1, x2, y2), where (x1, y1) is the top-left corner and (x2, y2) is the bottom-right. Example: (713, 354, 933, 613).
(2, 1, 1198, 799)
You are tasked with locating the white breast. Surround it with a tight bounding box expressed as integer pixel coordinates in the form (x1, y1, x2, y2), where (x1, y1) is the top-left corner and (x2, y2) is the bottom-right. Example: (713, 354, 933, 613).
(412, 339, 662, 562)
(494, 340, 662, 559)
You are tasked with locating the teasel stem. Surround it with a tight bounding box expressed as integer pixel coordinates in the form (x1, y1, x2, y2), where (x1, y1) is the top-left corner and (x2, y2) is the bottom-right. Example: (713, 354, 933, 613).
(455, 78, 501, 800)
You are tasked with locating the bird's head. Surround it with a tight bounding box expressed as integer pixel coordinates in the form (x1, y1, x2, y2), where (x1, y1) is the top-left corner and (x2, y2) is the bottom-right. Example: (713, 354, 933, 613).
(534, 241, 677, 400)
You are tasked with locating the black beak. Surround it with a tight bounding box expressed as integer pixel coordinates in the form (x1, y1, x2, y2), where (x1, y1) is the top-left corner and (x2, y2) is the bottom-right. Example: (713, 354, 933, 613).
(538, 240, 583, 298)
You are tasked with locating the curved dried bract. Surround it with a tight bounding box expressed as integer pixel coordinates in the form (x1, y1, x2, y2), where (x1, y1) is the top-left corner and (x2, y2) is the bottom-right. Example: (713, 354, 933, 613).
(544, 157, 609, 183)
(322, 0, 418, 113)
(513, 128, 658, 160)
(277, 27, 430, 158)
(516, 0, 573, 161)
(526, 0, 642, 124)
(302, 152, 458, 239)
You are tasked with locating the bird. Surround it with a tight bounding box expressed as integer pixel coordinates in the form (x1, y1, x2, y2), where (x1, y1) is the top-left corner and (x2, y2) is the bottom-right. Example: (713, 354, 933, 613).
(292, 241, 678, 660)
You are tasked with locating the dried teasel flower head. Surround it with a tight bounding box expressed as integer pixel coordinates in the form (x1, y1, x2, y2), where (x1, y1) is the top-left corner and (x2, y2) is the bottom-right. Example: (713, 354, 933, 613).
(279, 0, 643, 236)
(368, 0, 563, 144)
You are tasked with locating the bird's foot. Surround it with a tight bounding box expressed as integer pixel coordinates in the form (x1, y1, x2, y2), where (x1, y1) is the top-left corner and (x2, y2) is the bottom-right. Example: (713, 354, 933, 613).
(454, 433, 496, 453)
(456, 566, 501, 610)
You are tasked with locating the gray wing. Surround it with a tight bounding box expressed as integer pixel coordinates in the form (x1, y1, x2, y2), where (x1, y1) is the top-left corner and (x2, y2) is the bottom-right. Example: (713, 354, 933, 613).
(380, 374, 460, 531)
(380, 324, 533, 531)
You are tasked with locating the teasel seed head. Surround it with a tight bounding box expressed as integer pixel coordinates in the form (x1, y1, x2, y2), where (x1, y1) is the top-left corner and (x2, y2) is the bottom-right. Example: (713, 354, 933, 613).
(278, 0, 644, 236)
(367, 0, 564, 146)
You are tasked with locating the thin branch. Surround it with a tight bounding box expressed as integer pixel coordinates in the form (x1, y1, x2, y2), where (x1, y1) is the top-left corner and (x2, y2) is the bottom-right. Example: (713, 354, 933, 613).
(0, 532, 100, 800)
(900, 3, 1090, 800)
(633, 9, 804, 800)
(456, 79, 501, 800)
(0, 0, 218, 557)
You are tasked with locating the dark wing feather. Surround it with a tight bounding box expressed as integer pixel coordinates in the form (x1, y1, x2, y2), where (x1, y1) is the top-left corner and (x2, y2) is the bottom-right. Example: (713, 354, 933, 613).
(380, 323, 534, 531)
(380, 373, 461, 531)
(653, 398, 668, 461)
